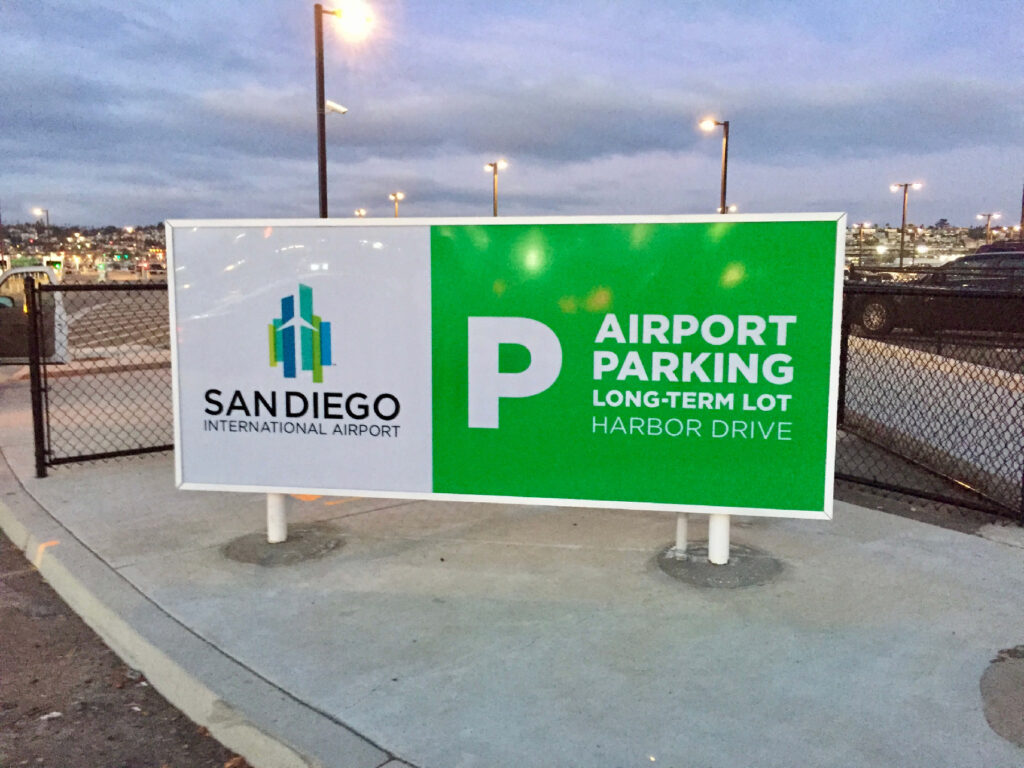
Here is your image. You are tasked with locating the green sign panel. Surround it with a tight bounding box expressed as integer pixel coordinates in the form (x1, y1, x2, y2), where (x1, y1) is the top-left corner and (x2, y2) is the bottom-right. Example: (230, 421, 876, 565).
(169, 215, 843, 519)
(430, 218, 843, 518)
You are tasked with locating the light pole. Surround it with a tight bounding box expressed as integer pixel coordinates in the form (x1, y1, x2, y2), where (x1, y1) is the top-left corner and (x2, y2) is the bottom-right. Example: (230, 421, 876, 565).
(484, 159, 508, 216)
(700, 117, 730, 215)
(890, 182, 922, 268)
(389, 191, 404, 218)
(1019, 180, 1024, 242)
(354, 208, 367, 217)
(314, 2, 371, 219)
(314, 4, 330, 218)
(976, 212, 1000, 244)
(32, 207, 50, 227)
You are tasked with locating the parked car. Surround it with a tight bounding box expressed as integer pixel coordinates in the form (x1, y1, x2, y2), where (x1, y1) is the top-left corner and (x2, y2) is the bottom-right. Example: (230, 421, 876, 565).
(0, 265, 68, 363)
(849, 251, 1024, 337)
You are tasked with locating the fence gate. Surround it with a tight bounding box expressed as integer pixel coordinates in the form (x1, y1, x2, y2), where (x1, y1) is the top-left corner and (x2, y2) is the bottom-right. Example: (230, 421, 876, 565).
(26, 277, 173, 477)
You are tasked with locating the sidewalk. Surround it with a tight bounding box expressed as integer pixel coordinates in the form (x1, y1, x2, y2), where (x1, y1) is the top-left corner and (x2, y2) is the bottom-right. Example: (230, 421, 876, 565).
(1, 374, 1023, 768)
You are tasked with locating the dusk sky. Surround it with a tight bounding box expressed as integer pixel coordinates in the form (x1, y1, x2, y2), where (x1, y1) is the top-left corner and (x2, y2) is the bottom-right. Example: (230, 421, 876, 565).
(3, 0, 1022, 228)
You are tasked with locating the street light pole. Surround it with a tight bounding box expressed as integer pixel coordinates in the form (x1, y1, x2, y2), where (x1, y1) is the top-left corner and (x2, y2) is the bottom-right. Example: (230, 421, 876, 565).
(1019, 180, 1023, 242)
(313, 3, 372, 220)
(890, 182, 922, 268)
(314, 3, 328, 218)
(699, 118, 729, 214)
(492, 165, 498, 216)
(718, 121, 729, 215)
(484, 160, 507, 216)
(389, 191, 404, 218)
(976, 212, 1000, 244)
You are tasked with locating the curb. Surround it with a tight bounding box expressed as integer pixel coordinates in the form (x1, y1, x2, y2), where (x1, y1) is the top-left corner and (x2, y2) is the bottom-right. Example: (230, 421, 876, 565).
(0, 454, 396, 768)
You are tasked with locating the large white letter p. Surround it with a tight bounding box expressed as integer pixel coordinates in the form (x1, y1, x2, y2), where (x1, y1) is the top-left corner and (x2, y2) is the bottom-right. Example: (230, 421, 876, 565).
(467, 317, 562, 428)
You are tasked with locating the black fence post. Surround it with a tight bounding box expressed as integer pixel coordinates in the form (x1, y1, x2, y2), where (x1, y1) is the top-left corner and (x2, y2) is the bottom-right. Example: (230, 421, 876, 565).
(837, 290, 849, 427)
(25, 277, 47, 478)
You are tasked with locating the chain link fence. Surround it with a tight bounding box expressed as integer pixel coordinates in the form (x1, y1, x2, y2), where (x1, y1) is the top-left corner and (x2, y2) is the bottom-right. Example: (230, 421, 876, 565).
(22, 271, 1024, 523)
(28, 279, 172, 475)
(838, 270, 1024, 521)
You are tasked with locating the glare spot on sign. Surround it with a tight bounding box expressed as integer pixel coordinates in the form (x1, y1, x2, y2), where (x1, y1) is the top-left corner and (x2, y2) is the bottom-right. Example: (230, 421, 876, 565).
(707, 222, 732, 242)
(514, 230, 548, 275)
(372, 242, 383, 250)
(493, 279, 506, 296)
(584, 286, 612, 312)
(291, 494, 322, 502)
(263, 227, 273, 239)
(468, 227, 489, 250)
(629, 224, 654, 249)
(558, 296, 578, 314)
(523, 248, 544, 273)
(720, 262, 746, 288)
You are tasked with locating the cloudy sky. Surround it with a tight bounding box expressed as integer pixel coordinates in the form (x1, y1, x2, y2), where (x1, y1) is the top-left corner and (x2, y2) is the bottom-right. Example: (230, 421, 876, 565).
(2, 0, 1022, 227)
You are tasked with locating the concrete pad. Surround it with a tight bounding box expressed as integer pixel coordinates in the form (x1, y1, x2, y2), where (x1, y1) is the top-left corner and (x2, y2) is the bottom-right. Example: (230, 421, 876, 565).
(112, 494, 1024, 768)
(2, 377, 1023, 768)
(14, 451, 415, 570)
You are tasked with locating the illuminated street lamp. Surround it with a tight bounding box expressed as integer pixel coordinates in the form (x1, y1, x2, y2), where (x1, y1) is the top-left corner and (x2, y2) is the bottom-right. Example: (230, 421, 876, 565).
(716, 204, 738, 213)
(700, 117, 730, 215)
(388, 191, 405, 218)
(314, 2, 372, 219)
(484, 159, 508, 216)
(354, 208, 367, 217)
(32, 207, 50, 227)
(890, 182, 922, 268)
(976, 212, 1000, 244)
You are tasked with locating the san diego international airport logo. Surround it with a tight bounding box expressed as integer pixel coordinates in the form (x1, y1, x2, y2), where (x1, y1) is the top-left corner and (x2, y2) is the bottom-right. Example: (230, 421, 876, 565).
(268, 283, 333, 383)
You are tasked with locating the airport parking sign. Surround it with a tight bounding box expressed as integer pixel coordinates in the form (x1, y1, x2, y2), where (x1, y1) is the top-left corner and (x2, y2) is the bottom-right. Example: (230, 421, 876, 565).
(167, 214, 844, 519)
